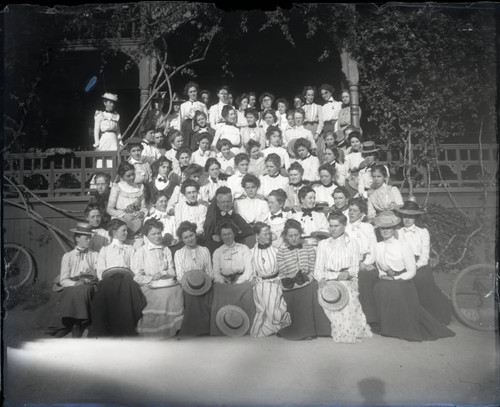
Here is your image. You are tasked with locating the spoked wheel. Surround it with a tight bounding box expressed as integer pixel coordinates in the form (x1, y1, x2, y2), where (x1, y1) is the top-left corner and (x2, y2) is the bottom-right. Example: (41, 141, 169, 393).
(451, 264, 498, 331)
(3, 243, 35, 289)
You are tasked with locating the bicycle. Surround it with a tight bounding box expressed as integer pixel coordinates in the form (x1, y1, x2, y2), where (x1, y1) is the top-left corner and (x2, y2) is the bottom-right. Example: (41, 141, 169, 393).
(3, 242, 36, 289)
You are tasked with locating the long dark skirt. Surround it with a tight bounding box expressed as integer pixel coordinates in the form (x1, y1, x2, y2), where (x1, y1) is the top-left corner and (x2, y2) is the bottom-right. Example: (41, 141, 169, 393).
(179, 289, 213, 336)
(413, 265, 452, 325)
(45, 285, 95, 335)
(88, 274, 147, 337)
(373, 279, 455, 341)
(358, 268, 380, 324)
(279, 280, 331, 340)
(210, 282, 256, 336)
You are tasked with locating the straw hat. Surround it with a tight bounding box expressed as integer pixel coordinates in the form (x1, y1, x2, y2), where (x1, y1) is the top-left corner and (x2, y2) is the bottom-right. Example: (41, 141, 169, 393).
(101, 267, 134, 279)
(102, 92, 118, 102)
(149, 276, 179, 289)
(318, 280, 349, 312)
(181, 269, 212, 296)
(361, 141, 379, 154)
(372, 211, 401, 228)
(310, 230, 330, 240)
(216, 305, 250, 337)
(396, 200, 425, 216)
(69, 223, 95, 235)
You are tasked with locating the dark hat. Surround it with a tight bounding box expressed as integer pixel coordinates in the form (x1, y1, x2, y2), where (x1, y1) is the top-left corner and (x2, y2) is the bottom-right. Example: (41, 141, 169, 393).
(216, 305, 250, 337)
(70, 223, 95, 235)
(102, 92, 118, 102)
(373, 210, 401, 228)
(181, 269, 212, 296)
(361, 141, 379, 154)
(101, 267, 134, 279)
(124, 218, 144, 234)
(318, 280, 349, 312)
(310, 230, 330, 240)
(124, 137, 144, 146)
(396, 199, 425, 216)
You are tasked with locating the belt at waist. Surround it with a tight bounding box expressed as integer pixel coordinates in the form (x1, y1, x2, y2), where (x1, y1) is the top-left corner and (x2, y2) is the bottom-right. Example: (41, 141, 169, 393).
(261, 272, 279, 280)
(386, 268, 406, 276)
(304, 121, 319, 125)
(323, 120, 336, 125)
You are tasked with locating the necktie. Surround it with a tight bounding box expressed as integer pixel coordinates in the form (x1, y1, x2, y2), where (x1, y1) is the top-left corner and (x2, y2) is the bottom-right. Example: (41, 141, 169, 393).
(158, 177, 167, 183)
(270, 213, 283, 220)
(288, 243, 303, 251)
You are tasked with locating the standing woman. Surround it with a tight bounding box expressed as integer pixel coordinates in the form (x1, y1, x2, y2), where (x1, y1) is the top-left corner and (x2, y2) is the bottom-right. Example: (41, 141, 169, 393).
(210, 221, 256, 336)
(235, 93, 249, 128)
(94, 92, 121, 169)
(212, 105, 242, 155)
(250, 222, 291, 337)
(174, 221, 214, 336)
(179, 81, 208, 148)
(397, 200, 452, 324)
(319, 84, 342, 136)
(334, 90, 361, 150)
(277, 219, 330, 340)
(302, 86, 324, 141)
(258, 92, 275, 127)
(372, 211, 455, 341)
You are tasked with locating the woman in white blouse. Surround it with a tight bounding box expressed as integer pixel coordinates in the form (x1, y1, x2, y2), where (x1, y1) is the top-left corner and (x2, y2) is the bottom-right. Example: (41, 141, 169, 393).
(210, 221, 256, 336)
(131, 219, 183, 338)
(372, 211, 455, 341)
(397, 200, 452, 324)
(212, 105, 242, 155)
(179, 81, 208, 147)
(174, 221, 213, 336)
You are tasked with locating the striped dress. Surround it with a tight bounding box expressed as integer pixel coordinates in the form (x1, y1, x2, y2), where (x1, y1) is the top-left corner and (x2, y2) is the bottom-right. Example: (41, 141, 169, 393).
(250, 244, 291, 337)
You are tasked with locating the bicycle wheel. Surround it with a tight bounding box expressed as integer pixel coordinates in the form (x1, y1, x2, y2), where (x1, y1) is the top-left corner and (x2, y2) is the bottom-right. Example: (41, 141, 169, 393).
(3, 243, 35, 289)
(451, 264, 497, 331)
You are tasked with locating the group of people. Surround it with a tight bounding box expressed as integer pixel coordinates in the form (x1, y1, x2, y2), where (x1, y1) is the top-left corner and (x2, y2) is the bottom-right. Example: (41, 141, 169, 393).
(45, 84, 455, 342)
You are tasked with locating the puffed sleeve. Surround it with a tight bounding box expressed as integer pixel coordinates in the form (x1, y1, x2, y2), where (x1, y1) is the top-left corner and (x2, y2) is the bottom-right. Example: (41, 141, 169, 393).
(212, 247, 225, 283)
(106, 184, 125, 219)
(348, 238, 360, 278)
(417, 228, 430, 268)
(96, 247, 107, 280)
(212, 125, 222, 151)
(60, 252, 76, 287)
(94, 111, 103, 146)
(394, 241, 417, 281)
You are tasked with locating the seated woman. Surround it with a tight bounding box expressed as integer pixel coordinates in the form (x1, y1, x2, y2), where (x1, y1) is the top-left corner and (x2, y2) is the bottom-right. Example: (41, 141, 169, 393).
(247, 139, 266, 177)
(235, 93, 249, 128)
(125, 137, 153, 187)
(344, 130, 364, 195)
(190, 132, 215, 168)
(171, 146, 192, 179)
(259, 153, 289, 197)
(366, 165, 404, 220)
(250, 222, 291, 337)
(144, 192, 177, 246)
(216, 139, 236, 177)
(212, 105, 242, 155)
(200, 158, 227, 203)
(356, 141, 389, 199)
(85, 203, 110, 252)
(332, 186, 351, 220)
(262, 126, 291, 172)
(234, 174, 270, 225)
(313, 164, 338, 207)
(227, 153, 250, 199)
(277, 219, 330, 340)
(174, 221, 214, 336)
(266, 188, 292, 248)
(188, 110, 215, 152)
(88, 172, 111, 225)
(89, 219, 146, 337)
(283, 162, 308, 211)
(46, 223, 98, 338)
(372, 211, 455, 341)
(107, 162, 148, 235)
(131, 219, 183, 338)
(314, 212, 372, 343)
(290, 185, 329, 245)
(174, 179, 207, 237)
(397, 200, 452, 325)
(144, 156, 178, 208)
(294, 138, 320, 183)
(240, 108, 266, 151)
(260, 108, 278, 134)
(210, 221, 256, 336)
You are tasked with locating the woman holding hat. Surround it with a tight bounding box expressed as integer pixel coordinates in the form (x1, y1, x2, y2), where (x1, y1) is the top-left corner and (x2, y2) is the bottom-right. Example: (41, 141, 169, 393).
(277, 219, 331, 340)
(174, 221, 214, 336)
(46, 223, 98, 338)
(131, 219, 183, 338)
(314, 212, 373, 343)
(371, 211, 455, 341)
(94, 92, 121, 152)
(397, 200, 452, 324)
(250, 222, 291, 337)
(366, 165, 404, 220)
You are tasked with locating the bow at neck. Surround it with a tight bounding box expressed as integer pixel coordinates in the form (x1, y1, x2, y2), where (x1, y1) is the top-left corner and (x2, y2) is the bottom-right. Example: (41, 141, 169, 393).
(248, 124, 257, 129)
(288, 243, 303, 251)
(258, 243, 272, 250)
(220, 210, 233, 217)
(270, 212, 283, 220)
(403, 225, 417, 233)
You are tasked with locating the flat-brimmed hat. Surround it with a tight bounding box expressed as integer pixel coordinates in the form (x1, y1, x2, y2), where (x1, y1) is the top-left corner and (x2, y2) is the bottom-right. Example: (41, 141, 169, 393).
(361, 141, 379, 155)
(216, 305, 250, 337)
(102, 92, 118, 102)
(372, 210, 401, 228)
(396, 200, 425, 216)
(149, 276, 179, 289)
(318, 280, 349, 312)
(101, 267, 134, 279)
(181, 269, 212, 296)
(310, 230, 330, 240)
(70, 223, 95, 235)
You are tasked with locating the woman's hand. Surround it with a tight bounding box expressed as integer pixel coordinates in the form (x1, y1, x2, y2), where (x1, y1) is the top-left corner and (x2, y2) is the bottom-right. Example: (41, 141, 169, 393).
(337, 271, 350, 281)
(212, 234, 221, 242)
(167, 208, 175, 216)
(93, 142, 100, 148)
(151, 273, 163, 281)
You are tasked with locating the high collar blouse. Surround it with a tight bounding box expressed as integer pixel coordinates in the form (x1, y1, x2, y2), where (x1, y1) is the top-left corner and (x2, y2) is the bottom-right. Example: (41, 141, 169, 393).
(60, 248, 99, 287)
(131, 239, 175, 285)
(96, 239, 135, 280)
(314, 234, 360, 281)
(374, 237, 416, 280)
(173, 245, 213, 281)
(398, 225, 430, 268)
(212, 242, 254, 284)
(345, 218, 377, 265)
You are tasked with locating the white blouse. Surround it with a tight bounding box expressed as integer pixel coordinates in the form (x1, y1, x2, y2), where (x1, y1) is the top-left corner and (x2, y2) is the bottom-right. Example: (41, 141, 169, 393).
(283, 126, 317, 150)
(227, 171, 246, 199)
(314, 234, 360, 281)
(131, 239, 175, 285)
(322, 98, 343, 122)
(262, 145, 291, 170)
(374, 237, 416, 280)
(234, 196, 270, 224)
(174, 201, 207, 235)
(291, 210, 329, 237)
(259, 174, 289, 197)
(299, 155, 321, 182)
(212, 243, 254, 284)
(213, 124, 241, 154)
(313, 184, 336, 206)
(180, 100, 208, 123)
(346, 218, 377, 265)
(96, 239, 135, 280)
(174, 245, 213, 281)
(398, 225, 430, 268)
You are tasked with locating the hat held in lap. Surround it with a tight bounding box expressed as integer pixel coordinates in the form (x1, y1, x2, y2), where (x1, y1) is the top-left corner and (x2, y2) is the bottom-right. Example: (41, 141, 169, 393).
(216, 305, 250, 337)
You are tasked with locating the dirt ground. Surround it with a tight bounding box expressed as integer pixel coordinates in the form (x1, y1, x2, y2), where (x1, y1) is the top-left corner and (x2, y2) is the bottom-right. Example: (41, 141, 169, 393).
(2, 271, 499, 406)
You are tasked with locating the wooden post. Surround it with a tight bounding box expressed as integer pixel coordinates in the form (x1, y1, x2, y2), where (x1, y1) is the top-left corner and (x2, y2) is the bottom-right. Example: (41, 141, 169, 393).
(340, 49, 360, 129)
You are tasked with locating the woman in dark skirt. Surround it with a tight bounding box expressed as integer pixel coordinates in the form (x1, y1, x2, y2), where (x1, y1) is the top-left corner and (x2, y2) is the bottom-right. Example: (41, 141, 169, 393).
(174, 221, 214, 336)
(276, 219, 330, 340)
(372, 211, 455, 341)
(397, 200, 452, 324)
(210, 221, 256, 336)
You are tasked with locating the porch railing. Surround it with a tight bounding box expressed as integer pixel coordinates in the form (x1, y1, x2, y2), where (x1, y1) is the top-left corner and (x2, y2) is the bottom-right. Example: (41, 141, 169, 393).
(3, 144, 498, 199)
